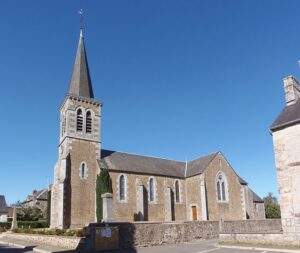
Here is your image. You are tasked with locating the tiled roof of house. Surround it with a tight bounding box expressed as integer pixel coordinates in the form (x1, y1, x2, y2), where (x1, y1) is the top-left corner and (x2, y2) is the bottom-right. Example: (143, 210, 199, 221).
(270, 100, 300, 131)
(0, 195, 8, 214)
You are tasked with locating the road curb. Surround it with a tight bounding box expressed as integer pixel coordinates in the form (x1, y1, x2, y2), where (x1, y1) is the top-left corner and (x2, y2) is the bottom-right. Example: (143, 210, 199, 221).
(219, 244, 300, 253)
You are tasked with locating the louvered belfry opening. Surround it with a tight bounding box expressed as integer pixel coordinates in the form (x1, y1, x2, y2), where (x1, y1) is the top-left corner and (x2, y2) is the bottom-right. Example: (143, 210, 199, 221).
(77, 109, 83, 132)
(86, 111, 92, 133)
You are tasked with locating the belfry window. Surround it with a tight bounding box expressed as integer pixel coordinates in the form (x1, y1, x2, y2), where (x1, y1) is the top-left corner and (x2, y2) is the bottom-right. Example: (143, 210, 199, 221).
(175, 180, 180, 203)
(76, 109, 83, 132)
(86, 111, 92, 133)
(216, 172, 228, 201)
(119, 175, 125, 201)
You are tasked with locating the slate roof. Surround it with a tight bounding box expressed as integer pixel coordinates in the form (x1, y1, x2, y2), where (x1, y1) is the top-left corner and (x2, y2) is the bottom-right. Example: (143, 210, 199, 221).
(251, 189, 264, 203)
(68, 29, 94, 99)
(100, 149, 249, 184)
(101, 149, 186, 178)
(185, 153, 218, 177)
(270, 100, 300, 131)
(23, 189, 48, 203)
(0, 195, 8, 214)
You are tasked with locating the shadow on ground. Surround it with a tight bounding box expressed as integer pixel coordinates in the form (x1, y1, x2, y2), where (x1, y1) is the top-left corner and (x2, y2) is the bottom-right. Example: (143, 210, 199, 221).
(0, 244, 35, 252)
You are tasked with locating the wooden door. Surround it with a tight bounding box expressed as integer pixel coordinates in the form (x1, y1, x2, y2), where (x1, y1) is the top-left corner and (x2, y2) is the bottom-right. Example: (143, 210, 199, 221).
(191, 206, 197, 221)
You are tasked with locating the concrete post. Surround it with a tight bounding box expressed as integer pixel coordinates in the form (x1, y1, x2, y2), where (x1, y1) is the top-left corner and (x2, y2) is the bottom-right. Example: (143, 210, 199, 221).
(164, 187, 172, 222)
(11, 207, 18, 230)
(101, 193, 114, 222)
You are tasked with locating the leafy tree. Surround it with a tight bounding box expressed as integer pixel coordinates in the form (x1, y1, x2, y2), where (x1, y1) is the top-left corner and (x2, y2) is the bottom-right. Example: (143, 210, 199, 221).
(263, 192, 281, 219)
(17, 207, 43, 221)
(96, 161, 112, 222)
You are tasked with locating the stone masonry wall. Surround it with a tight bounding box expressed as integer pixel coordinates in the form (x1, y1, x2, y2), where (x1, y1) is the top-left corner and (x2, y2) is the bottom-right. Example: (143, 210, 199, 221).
(272, 124, 300, 237)
(220, 219, 282, 234)
(204, 154, 244, 221)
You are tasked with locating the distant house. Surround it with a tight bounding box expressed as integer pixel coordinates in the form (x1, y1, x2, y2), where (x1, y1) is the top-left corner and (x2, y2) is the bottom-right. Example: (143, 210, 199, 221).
(22, 189, 48, 216)
(0, 195, 8, 222)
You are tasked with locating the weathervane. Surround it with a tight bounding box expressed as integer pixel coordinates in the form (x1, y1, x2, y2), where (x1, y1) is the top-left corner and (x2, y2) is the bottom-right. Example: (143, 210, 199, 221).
(78, 8, 84, 30)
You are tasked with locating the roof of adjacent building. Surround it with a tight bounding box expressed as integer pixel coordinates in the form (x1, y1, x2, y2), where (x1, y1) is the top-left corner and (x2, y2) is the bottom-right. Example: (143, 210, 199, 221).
(100, 149, 248, 184)
(68, 29, 94, 99)
(270, 100, 300, 131)
(23, 189, 48, 204)
(0, 195, 8, 214)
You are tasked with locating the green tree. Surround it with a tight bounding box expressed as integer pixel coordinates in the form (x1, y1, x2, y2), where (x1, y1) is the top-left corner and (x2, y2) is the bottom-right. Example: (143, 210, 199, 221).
(17, 207, 43, 221)
(263, 192, 281, 219)
(96, 161, 112, 222)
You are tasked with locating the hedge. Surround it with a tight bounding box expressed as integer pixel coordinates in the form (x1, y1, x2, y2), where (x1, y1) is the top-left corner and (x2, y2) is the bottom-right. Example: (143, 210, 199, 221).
(0, 220, 48, 229)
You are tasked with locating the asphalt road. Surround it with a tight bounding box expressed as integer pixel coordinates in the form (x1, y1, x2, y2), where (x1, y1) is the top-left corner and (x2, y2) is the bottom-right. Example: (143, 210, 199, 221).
(0, 244, 34, 253)
(0, 241, 293, 253)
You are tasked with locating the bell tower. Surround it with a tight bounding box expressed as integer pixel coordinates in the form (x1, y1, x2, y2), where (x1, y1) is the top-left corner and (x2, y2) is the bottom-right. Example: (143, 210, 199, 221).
(50, 27, 102, 228)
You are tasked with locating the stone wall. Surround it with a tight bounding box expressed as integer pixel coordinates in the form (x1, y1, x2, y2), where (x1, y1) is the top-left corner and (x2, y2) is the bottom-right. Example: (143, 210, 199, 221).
(87, 221, 219, 248)
(220, 219, 282, 234)
(203, 153, 245, 221)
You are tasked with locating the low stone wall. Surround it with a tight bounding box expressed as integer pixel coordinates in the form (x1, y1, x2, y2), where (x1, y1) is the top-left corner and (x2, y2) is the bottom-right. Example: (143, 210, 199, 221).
(0, 232, 82, 249)
(220, 219, 282, 234)
(88, 221, 219, 248)
(220, 233, 300, 247)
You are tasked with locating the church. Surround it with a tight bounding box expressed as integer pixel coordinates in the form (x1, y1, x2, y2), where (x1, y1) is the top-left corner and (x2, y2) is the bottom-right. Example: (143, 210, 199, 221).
(50, 28, 265, 229)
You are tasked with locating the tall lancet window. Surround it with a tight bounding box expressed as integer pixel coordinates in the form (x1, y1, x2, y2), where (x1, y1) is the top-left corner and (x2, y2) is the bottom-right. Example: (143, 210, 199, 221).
(149, 177, 156, 202)
(216, 172, 228, 202)
(119, 175, 125, 201)
(86, 111, 92, 133)
(76, 109, 83, 132)
(175, 180, 180, 203)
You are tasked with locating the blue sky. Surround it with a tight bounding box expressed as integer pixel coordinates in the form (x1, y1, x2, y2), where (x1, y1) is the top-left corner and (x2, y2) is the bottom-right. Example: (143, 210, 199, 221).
(1, 0, 299, 204)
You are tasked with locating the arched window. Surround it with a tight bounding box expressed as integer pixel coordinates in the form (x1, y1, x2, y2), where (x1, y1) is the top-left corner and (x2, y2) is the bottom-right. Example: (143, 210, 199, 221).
(119, 175, 125, 201)
(216, 172, 228, 201)
(86, 111, 92, 133)
(80, 163, 86, 179)
(175, 180, 180, 203)
(149, 178, 155, 202)
(76, 109, 83, 132)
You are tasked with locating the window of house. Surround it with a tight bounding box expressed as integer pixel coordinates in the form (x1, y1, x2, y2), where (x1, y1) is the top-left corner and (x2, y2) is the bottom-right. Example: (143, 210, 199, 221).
(216, 172, 228, 201)
(149, 177, 155, 202)
(76, 109, 83, 132)
(175, 180, 180, 203)
(119, 175, 126, 201)
(86, 111, 92, 133)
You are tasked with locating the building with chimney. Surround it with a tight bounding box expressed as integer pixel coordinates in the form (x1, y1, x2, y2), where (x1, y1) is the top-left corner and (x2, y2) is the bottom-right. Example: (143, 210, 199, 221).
(50, 28, 265, 229)
(270, 75, 300, 240)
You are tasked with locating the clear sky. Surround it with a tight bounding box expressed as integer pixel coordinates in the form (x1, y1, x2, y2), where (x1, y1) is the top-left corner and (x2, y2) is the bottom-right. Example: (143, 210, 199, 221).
(1, 0, 299, 204)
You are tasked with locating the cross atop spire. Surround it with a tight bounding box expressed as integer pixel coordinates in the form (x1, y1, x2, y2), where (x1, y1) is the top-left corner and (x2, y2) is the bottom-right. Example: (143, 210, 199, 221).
(68, 11, 94, 99)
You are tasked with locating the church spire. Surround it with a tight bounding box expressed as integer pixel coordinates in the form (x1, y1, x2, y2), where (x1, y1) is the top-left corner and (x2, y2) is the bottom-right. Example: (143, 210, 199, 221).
(68, 15, 94, 99)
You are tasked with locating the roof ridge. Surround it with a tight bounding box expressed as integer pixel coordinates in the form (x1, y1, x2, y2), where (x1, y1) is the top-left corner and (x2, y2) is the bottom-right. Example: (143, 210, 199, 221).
(188, 151, 219, 163)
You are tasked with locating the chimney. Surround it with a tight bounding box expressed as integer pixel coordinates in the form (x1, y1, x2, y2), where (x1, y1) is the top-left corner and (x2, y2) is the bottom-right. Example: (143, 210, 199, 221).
(283, 75, 300, 106)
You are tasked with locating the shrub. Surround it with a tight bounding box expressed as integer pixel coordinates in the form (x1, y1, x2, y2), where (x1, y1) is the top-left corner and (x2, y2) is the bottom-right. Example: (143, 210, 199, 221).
(0, 222, 11, 229)
(18, 221, 48, 229)
(13, 228, 83, 237)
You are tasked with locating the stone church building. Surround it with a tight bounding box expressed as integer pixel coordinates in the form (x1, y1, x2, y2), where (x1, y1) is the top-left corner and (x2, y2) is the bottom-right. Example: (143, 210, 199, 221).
(50, 29, 265, 229)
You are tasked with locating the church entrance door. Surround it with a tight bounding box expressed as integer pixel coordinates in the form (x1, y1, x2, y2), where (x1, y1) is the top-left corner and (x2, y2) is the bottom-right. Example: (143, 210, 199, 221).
(191, 206, 197, 221)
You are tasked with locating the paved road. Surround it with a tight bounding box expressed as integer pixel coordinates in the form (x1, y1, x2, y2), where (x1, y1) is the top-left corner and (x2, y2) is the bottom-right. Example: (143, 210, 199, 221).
(0, 241, 293, 253)
(0, 244, 34, 253)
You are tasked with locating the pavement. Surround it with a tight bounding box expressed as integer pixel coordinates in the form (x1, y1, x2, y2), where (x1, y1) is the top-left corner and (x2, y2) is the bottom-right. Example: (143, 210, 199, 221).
(0, 239, 299, 253)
